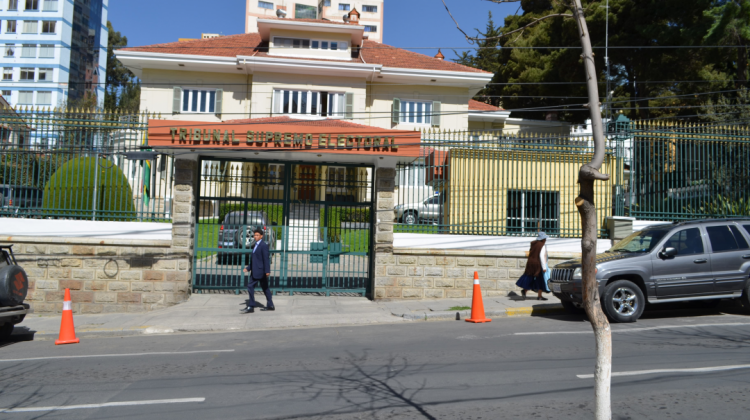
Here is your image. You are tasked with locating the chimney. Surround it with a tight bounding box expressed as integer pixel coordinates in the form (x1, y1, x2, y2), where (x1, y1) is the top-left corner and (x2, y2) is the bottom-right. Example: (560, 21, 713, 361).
(276, 6, 287, 18)
(434, 49, 445, 60)
(348, 7, 360, 24)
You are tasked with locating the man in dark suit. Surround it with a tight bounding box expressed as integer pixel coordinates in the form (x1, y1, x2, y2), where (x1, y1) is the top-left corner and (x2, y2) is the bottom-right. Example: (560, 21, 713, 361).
(241, 228, 275, 314)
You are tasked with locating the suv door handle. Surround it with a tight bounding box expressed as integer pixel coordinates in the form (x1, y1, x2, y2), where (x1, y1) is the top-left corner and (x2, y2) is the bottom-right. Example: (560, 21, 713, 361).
(694, 259, 708, 264)
(743, 255, 750, 259)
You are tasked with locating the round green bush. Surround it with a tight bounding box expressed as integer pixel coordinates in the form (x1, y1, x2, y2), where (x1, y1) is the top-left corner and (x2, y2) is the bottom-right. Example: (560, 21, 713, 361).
(43, 157, 135, 220)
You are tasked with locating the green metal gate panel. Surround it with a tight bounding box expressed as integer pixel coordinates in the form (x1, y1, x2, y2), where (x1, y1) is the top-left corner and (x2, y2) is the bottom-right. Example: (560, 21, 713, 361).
(192, 159, 373, 296)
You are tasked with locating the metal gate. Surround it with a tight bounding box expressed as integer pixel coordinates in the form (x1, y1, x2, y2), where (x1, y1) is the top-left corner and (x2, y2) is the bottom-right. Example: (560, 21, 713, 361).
(193, 159, 374, 296)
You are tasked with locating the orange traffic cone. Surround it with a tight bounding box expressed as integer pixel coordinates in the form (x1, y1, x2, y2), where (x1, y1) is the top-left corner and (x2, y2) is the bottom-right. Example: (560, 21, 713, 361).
(466, 271, 491, 323)
(55, 288, 80, 345)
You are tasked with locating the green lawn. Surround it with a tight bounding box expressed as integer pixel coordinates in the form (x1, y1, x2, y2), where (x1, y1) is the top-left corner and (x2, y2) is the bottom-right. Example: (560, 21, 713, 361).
(339, 229, 370, 253)
(394, 224, 440, 234)
(196, 219, 219, 259)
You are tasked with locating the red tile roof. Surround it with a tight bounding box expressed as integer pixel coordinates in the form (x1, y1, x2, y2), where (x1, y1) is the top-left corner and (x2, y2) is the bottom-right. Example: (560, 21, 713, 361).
(469, 99, 504, 111)
(223, 116, 384, 129)
(121, 33, 490, 74)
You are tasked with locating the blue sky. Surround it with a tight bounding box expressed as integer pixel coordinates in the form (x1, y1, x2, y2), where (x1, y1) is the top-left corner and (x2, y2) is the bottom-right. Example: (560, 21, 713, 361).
(109, 0, 517, 61)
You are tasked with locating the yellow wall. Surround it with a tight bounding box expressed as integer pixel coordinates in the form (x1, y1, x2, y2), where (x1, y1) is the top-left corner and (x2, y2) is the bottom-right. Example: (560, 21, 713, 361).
(447, 148, 620, 237)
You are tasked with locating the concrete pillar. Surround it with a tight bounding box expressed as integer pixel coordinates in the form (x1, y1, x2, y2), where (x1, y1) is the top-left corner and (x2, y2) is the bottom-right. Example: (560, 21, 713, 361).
(373, 167, 396, 299)
(172, 159, 198, 294)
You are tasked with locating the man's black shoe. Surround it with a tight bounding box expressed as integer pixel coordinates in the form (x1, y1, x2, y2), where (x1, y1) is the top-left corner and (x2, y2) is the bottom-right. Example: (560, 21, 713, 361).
(240, 307, 255, 314)
(260, 307, 275, 311)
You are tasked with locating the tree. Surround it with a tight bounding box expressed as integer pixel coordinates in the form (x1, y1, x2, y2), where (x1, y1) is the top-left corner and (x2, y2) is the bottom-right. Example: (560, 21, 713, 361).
(105, 21, 140, 112)
(453, 12, 505, 107)
(442, 0, 613, 418)
(704, 0, 750, 86)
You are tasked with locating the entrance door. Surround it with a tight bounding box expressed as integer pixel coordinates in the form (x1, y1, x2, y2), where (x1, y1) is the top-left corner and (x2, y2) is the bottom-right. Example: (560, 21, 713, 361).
(298, 165, 317, 201)
(652, 227, 714, 297)
(193, 159, 373, 297)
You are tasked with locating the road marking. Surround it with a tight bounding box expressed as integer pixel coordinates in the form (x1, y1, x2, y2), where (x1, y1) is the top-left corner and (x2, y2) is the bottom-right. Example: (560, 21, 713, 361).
(0, 349, 234, 363)
(0, 397, 206, 413)
(515, 322, 750, 336)
(577, 364, 750, 379)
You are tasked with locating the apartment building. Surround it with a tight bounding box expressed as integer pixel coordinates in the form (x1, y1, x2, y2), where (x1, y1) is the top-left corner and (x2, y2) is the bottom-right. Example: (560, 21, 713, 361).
(0, 0, 108, 109)
(246, 0, 383, 42)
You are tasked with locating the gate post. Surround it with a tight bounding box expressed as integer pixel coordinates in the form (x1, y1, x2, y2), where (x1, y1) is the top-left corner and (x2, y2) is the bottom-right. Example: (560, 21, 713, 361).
(374, 166, 396, 299)
(172, 158, 198, 299)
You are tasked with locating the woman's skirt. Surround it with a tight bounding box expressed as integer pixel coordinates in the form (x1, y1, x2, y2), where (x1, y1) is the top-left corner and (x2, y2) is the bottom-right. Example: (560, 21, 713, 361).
(516, 273, 550, 293)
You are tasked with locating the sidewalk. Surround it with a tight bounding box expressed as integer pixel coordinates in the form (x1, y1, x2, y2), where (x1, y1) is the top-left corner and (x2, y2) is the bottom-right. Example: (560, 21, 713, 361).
(14, 292, 564, 339)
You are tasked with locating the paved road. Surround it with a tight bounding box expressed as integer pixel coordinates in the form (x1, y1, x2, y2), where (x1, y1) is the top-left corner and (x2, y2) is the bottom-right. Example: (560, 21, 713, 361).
(1, 309, 750, 419)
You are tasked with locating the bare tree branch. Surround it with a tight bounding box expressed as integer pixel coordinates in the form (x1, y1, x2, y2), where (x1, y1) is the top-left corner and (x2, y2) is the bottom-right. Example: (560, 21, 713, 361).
(441, 0, 572, 43)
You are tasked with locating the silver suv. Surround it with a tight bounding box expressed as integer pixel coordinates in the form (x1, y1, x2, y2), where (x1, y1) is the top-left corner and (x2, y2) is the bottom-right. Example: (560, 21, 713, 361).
(217, 211, 277, 265)
(550, 219, 750, 323)
(395, 195, 442, 225)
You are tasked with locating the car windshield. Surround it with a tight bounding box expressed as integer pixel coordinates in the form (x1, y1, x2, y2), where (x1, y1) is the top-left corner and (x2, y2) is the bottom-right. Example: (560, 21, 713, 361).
(224, 213, 262, 226)
(610, 227, 670, 253)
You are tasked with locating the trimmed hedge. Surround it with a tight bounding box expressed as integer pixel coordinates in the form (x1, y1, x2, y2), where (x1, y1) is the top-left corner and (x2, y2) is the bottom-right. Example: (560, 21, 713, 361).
(42, 157, 135, 220)
(219, 203, 283, 226)
(321, 207, 371, 243)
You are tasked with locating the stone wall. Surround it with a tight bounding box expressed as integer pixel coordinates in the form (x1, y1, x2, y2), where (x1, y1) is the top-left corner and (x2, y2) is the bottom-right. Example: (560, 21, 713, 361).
(374, 248, 579, 299)
(0, 158, 199, 315)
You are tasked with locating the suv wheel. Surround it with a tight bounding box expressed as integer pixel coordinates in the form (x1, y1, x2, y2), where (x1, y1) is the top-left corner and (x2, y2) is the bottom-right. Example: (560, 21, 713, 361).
(403, 211, 418, 225)
(602, 280, 645, 323)
(741, 280, 750, 314)
(0, 323, 13, 340)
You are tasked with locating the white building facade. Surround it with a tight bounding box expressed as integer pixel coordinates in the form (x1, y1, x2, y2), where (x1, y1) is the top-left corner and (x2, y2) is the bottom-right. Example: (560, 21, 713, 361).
(246, 0, 383, 43)
(0, 0, 108, 108)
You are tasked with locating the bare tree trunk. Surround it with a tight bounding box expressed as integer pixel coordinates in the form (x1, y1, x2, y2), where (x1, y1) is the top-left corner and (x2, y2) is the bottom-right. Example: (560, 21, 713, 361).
(570, 1, 612, 419)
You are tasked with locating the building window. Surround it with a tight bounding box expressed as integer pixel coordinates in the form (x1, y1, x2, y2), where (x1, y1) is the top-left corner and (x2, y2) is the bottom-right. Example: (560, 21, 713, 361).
(272, 89, 344, 117)
(8, 0, 18, 10)
(37, 67, 51, 81)
(268, 164, 284, 184)
(2, 68, 12, 81)
(42, 0, 57, 11)
(274, 37, 310, 49)
(295, 4, 317, 19)
(21, 44, 36, 58)
(36, 90, 51, 104)
(400, 100, 433, 125)
(6, 20, 16, 33)
(1, 90, 10, 98)
(181, 88, 217, 113)
(506, 190, 560, 235)
(257, 1, 273, 9)
(364, 25, 377, 33)
(327, 166, 346, 187)
(39, 44, 54, 57)
(18, 91, 33, 104)
(20, 68, 35, 80)
(321, 0, 331, 6)
(23, 20, 38, 33)
(4, 44, 14, 57)
(362, 5, 377, 13)
(339, 3, 350, 11)
(24, 0, 38, 10)
(41, 20, 55, 33)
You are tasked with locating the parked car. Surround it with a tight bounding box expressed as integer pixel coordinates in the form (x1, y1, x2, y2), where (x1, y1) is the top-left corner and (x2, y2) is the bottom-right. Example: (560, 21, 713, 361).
(550, 218, 750, 322)
(395, 194, 443, 225)
(217, 211, 277, 265)
(0, 245, 29, 339)
(0, 184, 43, 213)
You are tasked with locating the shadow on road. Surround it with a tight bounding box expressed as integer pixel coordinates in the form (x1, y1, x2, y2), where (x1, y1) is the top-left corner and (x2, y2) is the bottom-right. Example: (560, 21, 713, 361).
(0, 327, 36, 349)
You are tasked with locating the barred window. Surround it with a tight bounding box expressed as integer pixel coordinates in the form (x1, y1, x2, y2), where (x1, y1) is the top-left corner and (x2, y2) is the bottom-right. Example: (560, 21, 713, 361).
(181, 88, 217, 113)
(399, 100, 432, 125)
(506, 190, 560, 235)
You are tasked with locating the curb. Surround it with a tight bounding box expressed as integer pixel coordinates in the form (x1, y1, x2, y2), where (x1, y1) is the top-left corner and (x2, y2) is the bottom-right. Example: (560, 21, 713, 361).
(396, 304, 566, 321)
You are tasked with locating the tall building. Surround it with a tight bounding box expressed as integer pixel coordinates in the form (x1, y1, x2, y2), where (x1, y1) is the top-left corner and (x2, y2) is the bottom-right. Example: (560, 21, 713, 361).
(0, 0, 108, 108)
(246, 0, 383, 43)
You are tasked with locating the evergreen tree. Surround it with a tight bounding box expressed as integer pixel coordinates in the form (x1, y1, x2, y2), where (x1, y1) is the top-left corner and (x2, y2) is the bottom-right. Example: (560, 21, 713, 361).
(105, 21, 140, 112)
